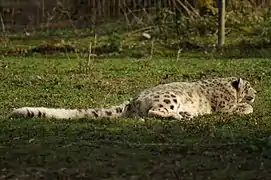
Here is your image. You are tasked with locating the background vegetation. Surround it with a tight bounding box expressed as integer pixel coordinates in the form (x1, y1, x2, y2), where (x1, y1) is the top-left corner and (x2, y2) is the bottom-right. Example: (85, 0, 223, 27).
(0, 0, 271, 58)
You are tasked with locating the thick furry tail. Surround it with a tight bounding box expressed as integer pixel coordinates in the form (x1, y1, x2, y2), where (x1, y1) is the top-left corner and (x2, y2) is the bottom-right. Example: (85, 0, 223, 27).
(10, 100, 131, 120)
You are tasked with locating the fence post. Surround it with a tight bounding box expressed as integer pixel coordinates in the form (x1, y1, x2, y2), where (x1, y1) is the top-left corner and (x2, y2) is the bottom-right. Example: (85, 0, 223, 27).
(217, 0, 225, 49)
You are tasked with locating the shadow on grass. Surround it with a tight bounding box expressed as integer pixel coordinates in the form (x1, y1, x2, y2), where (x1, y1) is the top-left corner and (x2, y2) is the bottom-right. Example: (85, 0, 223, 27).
(1, 115, 271, 179)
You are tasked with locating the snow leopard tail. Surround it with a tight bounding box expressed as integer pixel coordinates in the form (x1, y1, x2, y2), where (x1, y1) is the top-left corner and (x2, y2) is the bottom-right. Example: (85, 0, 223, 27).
(10, 100, 131, 120)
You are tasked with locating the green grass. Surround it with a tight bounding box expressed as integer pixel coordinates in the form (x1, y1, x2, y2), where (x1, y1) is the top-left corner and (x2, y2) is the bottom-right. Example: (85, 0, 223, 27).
(1, 55, 271, 179)
(1, 25, 271, 59)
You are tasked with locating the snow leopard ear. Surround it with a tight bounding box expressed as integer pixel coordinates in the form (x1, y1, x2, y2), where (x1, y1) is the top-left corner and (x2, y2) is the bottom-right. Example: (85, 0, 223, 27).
(232, 78, 244, 91)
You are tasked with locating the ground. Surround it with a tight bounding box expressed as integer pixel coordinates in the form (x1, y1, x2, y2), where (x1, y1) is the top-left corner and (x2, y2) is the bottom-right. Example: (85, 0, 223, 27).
(0, 56, 271, 179)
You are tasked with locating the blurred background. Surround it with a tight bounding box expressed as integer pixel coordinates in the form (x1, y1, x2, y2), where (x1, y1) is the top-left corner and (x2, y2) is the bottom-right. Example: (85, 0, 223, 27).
(0, 0, 270, 58)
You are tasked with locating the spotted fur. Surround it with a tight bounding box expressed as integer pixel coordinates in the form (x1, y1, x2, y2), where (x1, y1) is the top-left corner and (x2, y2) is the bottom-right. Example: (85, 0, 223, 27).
(10, 77, 256, 120)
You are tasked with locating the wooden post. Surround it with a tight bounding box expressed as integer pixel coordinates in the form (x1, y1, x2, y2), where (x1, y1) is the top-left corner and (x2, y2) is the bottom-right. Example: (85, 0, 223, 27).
(217, 0, 225, 49)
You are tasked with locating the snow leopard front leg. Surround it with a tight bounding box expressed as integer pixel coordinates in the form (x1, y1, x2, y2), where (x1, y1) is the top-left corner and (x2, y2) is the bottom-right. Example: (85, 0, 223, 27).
(231, 103, 253, 115)
(218, 103, 253, 115)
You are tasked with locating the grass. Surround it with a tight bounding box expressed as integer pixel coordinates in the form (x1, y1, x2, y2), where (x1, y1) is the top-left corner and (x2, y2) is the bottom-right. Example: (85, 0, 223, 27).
(0, 55, 271, 179)
(1, 23, 271, 59)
